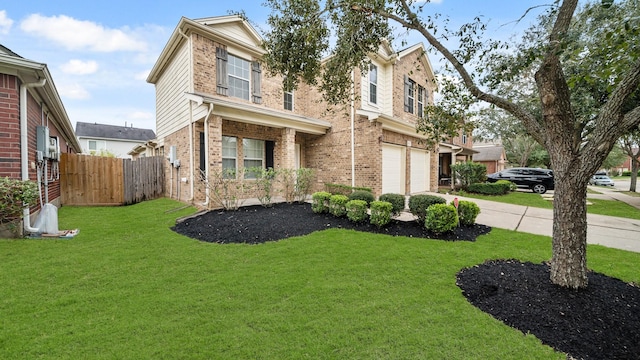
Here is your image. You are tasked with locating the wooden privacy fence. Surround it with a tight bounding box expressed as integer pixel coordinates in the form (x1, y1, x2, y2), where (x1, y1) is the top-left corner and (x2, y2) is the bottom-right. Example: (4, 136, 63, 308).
(60, 154, 164, 206)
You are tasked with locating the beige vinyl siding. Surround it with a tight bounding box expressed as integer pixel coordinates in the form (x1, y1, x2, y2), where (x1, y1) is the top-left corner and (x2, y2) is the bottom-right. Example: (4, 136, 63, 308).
(155, 41, 190, 140)
(215, 23, 259, 48)
(360, 59, 393, 117)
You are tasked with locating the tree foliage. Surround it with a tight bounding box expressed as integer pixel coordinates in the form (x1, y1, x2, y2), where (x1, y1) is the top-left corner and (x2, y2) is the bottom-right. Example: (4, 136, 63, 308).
(263, 0, 640, 289)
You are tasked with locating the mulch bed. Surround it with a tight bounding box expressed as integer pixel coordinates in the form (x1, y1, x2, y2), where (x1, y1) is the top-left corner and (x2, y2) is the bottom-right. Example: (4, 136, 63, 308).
(172, 202, 640, 359)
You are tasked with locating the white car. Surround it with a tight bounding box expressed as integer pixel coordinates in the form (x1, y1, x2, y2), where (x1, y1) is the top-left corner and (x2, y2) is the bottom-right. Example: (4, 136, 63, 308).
(589, 175, 615, 186)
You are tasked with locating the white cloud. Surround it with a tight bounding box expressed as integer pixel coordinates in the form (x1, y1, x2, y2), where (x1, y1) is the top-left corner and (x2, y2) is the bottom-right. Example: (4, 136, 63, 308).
(129, 111, 153, 120)
(134, 70, 150, 81)
(60, 59, 99, 75)
(59, 83, 91, 100)
(20, 14, 147, 52)
(0, 10, 13, 34)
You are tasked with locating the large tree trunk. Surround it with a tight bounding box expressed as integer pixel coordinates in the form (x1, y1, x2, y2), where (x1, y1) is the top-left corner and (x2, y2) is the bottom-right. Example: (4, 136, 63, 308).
(550, 170, 589, 288)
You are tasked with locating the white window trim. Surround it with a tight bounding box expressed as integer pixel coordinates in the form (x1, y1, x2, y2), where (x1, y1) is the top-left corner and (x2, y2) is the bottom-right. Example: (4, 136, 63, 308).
(369, 64, 378, 105)
(284, 89, 294, 111)
(243, 138, 265, 179)
(222, 136, 237, 178)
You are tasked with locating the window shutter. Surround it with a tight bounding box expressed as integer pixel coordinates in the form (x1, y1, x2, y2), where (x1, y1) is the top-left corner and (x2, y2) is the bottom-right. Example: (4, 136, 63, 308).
(403, 75, 410, 112)
(251, 61, 262, 104)
(216, 47, 228, 96)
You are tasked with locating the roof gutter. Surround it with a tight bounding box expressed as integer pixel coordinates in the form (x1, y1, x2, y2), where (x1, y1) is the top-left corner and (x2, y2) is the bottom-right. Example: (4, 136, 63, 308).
(21, 78, 47, 233)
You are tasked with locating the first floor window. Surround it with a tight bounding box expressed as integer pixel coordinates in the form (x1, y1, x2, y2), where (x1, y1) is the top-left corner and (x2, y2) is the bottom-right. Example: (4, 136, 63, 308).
(243, 138, 265, 179)
(222, 136, 237, 178)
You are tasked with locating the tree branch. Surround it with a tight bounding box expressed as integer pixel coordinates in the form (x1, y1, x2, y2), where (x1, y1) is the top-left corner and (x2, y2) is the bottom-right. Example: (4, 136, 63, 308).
(375, 0, 545, 142)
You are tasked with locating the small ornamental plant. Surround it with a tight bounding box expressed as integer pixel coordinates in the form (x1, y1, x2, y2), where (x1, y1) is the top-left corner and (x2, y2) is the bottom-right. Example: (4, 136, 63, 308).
(348, 190, 375, 206)
(454, 200, 481, 226)
(346, 199, 368, 223)
(329, 194, 349, 217)
(370, 201, 393, 228)
(425, 203, 459, 234)
(0, 177, 38, 225)
(378, 193, 405, 216)
(311, 191, 332, 213)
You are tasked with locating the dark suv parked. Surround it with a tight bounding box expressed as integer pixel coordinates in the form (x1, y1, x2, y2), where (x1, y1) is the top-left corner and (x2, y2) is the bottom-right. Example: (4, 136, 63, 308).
(486, 167, 555, 194)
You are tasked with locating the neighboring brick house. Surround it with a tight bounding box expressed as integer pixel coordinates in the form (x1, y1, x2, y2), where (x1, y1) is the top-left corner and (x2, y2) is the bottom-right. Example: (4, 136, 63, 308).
(472, 143, 507, 174)
(0, 44, 81, 233)
(75, 122, 156, 159)
(147, 15, 440, 205)
(438, 132, 477, 185)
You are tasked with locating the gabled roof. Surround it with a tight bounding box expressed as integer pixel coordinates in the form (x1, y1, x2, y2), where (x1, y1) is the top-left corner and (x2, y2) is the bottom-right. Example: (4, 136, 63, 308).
(397, 43, 436, 86)
(0, 43, 82, 153)
(147, 15, 265, 84)
(76, 122, 156, 141)
(473, 145, 506, 162)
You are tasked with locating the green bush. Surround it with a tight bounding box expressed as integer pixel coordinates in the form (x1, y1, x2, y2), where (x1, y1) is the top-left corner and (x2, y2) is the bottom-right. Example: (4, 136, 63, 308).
(409, 194, 446, 223)
(329, 194, 349, 217)
(450, 162, 487, 190)
(425, 204, 459, 234)
(348, 190, 375, 205)
(454, 200, 481, 226)
(0, 177, 38, 225)
(379, 193, 405, 215)
(346, 200, 368, 223)
(370, 201, 393, 228)
(324, 183, 372, 195)
(249, 167, 277, 207)
(621, 170, 640, 176)
(495, 179, 517, 192)
(467, 182, 511, 195)
(311, 191, 332, 213)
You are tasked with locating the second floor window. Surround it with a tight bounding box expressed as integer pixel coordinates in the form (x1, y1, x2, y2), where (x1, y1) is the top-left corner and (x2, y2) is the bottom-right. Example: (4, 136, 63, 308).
(228, 54, 250, 100)
(417, 85, 425, 117)
(404, 76, 415, 114)
(284, 89, 294, 111)
(369, 64, 378, 104)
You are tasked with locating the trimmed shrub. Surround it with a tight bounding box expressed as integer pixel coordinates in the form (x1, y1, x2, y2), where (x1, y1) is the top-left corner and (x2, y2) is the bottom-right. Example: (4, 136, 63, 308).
(454, 200, 481, 226)
(467, 182, 511, 195)
(495, 179, 517, 192)
(346, 200, 368, 223)
(370, 201, 393, 228)
(409, 194, 446, 223)
(425, 204, 459, 234)
(311, 191, 332, 213)
(325, 183, 373, 195)
(379, 193, 405, 215)
(349, 190, 375, 205)
(329, 194, 349, 217)
(451, 162, 487, 190)
(0, 177, 39, 225)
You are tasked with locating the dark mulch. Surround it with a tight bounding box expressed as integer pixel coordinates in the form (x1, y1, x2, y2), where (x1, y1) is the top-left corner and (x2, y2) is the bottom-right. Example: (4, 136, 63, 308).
(172, 202, 640, 360)
(457, 259, 640, 360)
(172, 202, 491, 244)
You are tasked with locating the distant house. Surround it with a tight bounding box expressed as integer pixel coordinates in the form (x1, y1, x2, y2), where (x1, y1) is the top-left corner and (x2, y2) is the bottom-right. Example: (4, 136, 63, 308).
(612, 147, 639, 175)
(473, 143, 507, 174)
(75, 122, 156, 159)
(0, 44, 82, 235)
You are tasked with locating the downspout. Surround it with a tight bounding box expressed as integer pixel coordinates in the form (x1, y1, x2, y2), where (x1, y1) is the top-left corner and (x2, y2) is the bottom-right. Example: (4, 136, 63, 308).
(202, 103, 214, 207)
(20, 78, 47, 233)
(350, 70, 355, 188)
(178, 26, 195, 202)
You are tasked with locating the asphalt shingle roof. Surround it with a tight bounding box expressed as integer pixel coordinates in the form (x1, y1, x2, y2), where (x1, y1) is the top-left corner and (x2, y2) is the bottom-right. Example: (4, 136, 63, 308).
(76, 122, 155, 141)
(473, 145, 505, 162)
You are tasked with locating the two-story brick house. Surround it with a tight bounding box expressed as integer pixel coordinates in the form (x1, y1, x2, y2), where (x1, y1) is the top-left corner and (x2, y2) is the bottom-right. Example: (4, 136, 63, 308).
(0, 44, 81, 234)
(147, 15, 440, 205)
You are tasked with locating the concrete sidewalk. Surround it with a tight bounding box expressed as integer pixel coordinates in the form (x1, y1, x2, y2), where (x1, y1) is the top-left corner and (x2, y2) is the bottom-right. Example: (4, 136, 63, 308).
(420, 192, 640, 253)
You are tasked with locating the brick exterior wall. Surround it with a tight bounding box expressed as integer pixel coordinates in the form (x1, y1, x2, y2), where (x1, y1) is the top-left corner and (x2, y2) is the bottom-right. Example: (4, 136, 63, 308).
(0, 73, 70, 210)
(158, 19, 444, 204)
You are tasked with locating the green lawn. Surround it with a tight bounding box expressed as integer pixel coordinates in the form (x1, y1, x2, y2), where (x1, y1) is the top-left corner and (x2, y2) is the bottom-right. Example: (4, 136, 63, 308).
(2, 198, 639, 359)
(458, 191, 640, 220)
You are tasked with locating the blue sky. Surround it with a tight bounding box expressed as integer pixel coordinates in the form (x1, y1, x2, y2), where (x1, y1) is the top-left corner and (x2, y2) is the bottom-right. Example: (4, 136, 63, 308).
(0, 1, 549, 132)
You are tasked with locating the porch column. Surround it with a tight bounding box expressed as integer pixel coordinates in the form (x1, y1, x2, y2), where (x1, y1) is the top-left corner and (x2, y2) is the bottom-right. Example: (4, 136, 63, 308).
(280, 127, 296, 170)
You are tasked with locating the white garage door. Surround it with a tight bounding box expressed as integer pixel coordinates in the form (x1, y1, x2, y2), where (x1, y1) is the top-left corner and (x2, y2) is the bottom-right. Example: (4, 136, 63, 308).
(382, 144, 405, 194)
(410, 149, 430, 194)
